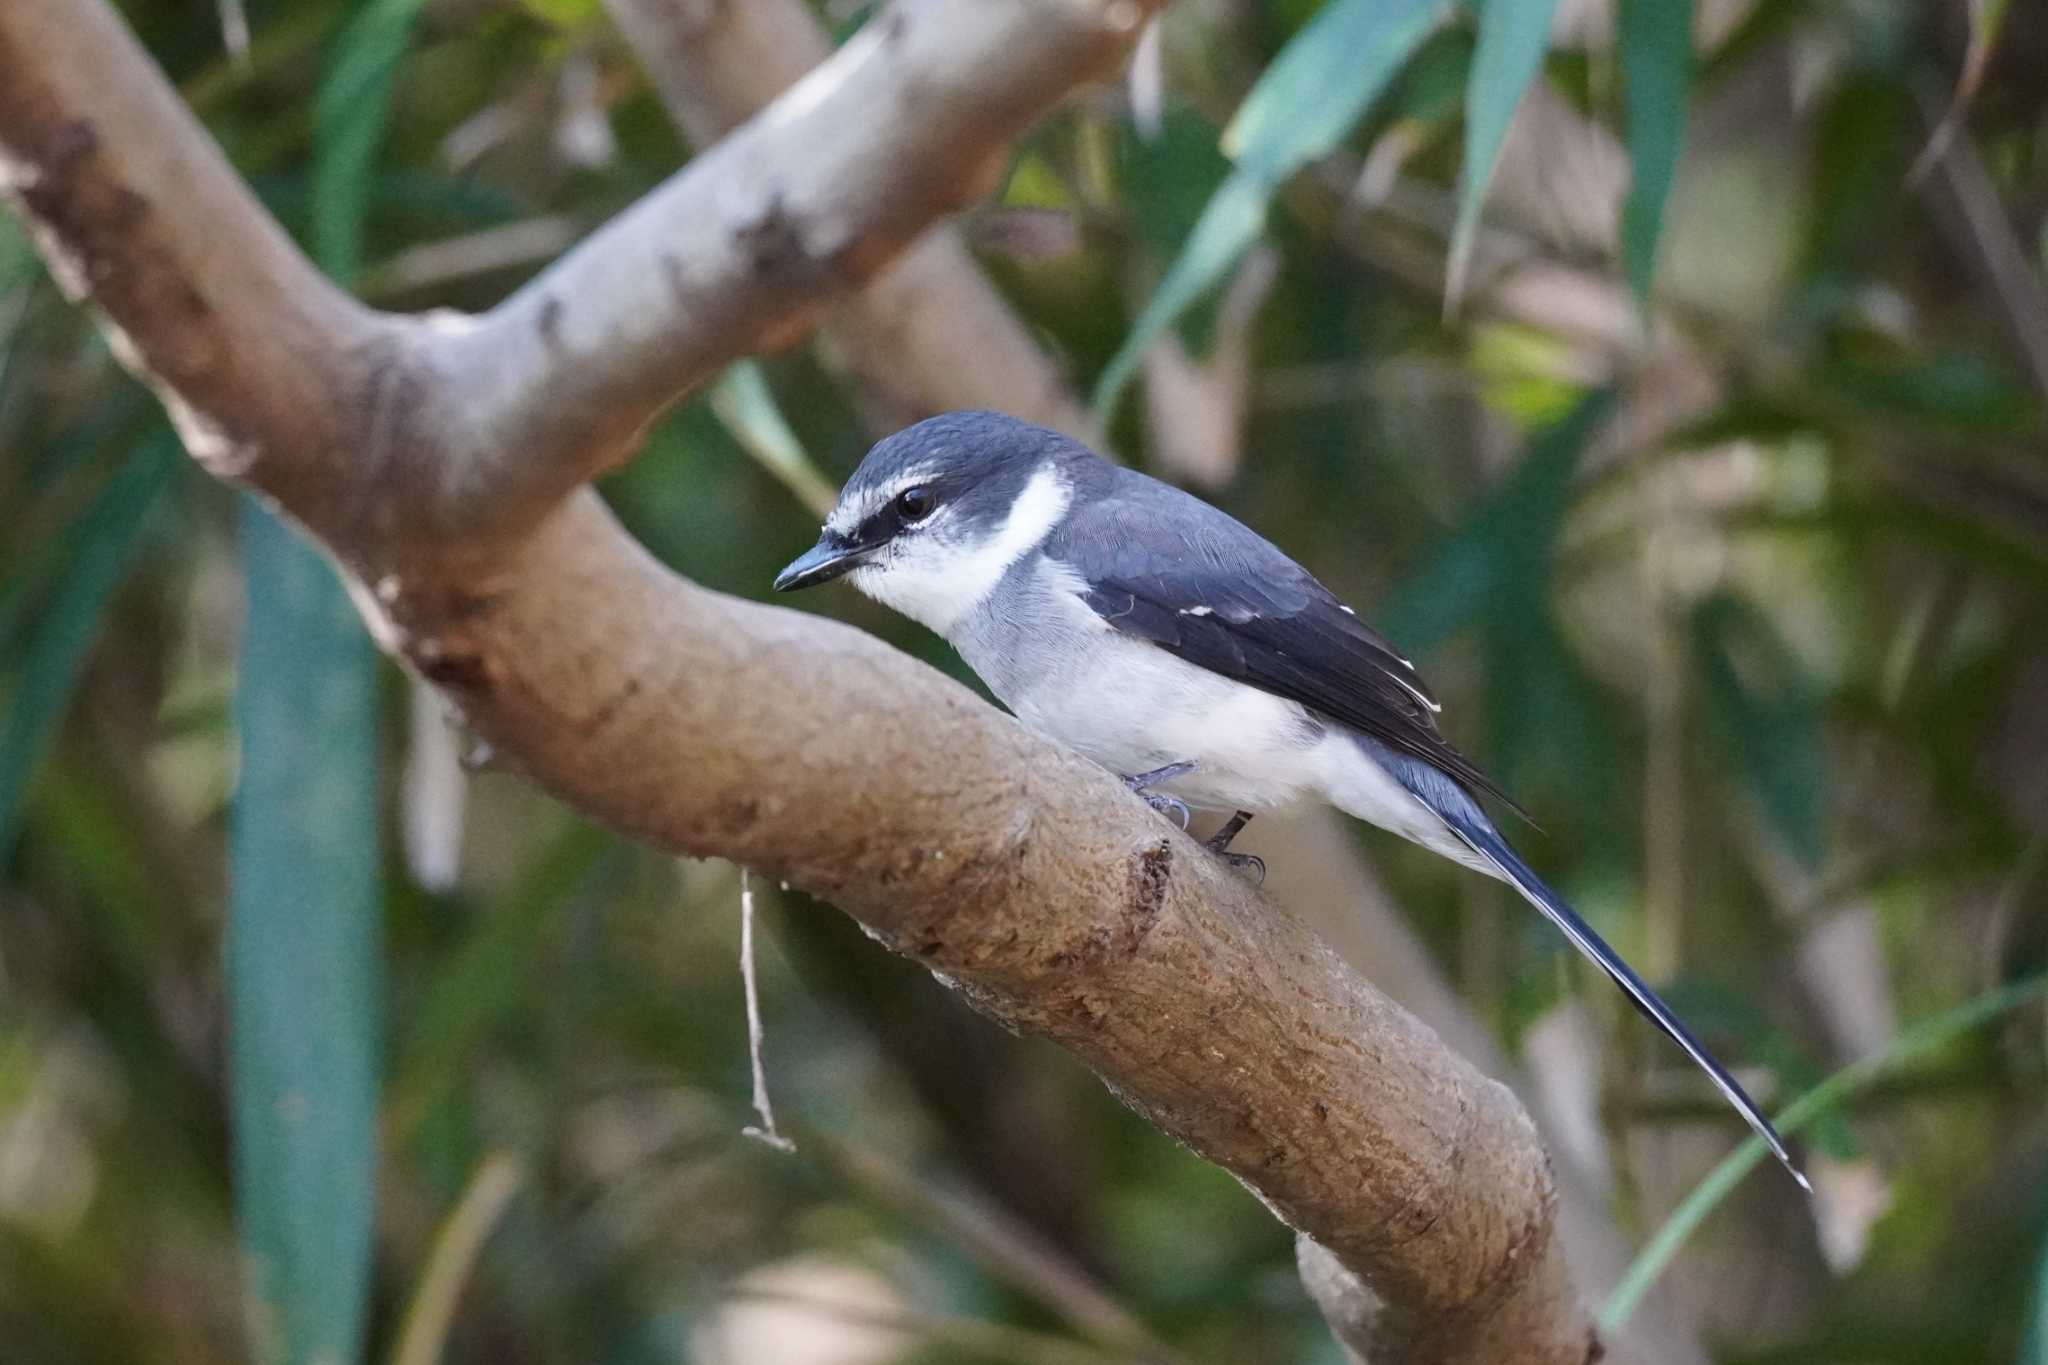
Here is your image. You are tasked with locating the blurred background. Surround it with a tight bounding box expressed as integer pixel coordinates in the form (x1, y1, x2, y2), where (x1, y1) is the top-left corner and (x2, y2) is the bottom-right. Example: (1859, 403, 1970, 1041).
(2, 0, 2046, 1361)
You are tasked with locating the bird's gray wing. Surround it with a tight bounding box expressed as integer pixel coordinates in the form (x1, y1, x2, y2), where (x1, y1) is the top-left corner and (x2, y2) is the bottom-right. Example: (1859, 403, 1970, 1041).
(1047, 478, 1523, 814)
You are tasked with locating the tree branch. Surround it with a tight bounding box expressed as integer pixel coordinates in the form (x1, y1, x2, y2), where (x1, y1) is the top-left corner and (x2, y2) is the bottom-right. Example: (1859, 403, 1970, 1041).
(0, 0, 390, 512)
(599, 0, 1099, 442)
(415, 0, 1142, 544)
(601, 5, 1697, 1358)
(388, 489, 1594, 1364)
(0, 1, 1602, 1359)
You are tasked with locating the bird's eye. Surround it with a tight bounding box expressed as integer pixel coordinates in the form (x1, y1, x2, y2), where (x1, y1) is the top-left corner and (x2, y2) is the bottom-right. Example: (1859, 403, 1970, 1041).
(894, 485, 935, 522)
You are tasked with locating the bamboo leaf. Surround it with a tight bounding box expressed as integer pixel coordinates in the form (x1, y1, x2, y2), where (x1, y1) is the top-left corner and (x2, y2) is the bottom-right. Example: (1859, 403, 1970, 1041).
(222, 7, 418, 1357)
(313, 0, 430, 283)
(709, 361, 839, 518)
(1690, 592, 1829, 869)
(229, 504, 382, 1365)
(1091, 173, 1271, 422)
(1601, 973, 2048, 1332)
(1094, 0, 1445, 420)
(0, 436, 175, 857)
(1376, 389, 1613, 653)
(1617, 0, 1693, 306)
(1445, 0, 1562, 311)
(387, 826, 611, 1142)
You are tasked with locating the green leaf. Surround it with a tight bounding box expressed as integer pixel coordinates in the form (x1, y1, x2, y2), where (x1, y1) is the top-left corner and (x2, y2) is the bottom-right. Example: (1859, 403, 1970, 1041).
(1094, 0, 1446, 420)
(313, 0, 430, 284)
(1445, 0, 1563, 310)
(1376, 388, 1614, 654)
(1910, 0, 2010, 181)
(1368, 392, 1616, 811)
(1690, 592, 1828, 869)
(1600, 972, 2048, 1333)
(1617, 0, 1693, 306)
(513, 0, 600, 27)
(0, 436, 175, 858)
(1815, 350, 2037, 433)
(1222, 0, 1447, 175)
(1091, 173, 1270, 421)
(1802, 76, 1906, 282)
(388, 826, 612, 1142)
(2023, 1189, 2048, 1365)
(708, 361, 839, 519)
(229, 503, 382, 1365)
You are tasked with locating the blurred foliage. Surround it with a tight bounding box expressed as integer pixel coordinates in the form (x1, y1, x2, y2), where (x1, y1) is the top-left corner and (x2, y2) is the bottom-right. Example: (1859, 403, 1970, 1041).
(3, 0, 2048, 1363)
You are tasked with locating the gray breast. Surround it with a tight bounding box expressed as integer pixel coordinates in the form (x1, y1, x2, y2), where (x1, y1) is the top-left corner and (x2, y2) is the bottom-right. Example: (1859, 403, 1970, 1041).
(950, 552, 1100, 711)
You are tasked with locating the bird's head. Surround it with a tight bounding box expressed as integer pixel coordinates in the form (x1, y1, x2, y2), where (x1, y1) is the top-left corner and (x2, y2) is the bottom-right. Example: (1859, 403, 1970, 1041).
(773, 411, 1085, 634)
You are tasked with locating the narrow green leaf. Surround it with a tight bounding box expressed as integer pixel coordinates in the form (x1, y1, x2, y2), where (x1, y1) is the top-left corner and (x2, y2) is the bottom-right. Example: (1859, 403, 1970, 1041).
(1094, 0, 1446, 420)
(224, 10, 409, 1357)
(389, 1151, 526, 1365)
(1909, 0, 2010, 182)
(1690, 593, 1828, 869)
(1802, 76, 1906, 282)
(387, 826, 611, 1142)
(2023, 1188, 2048, 1365)
(1091, 173, 1269, 420)
(229, 503, 382, 1365)
(0, 436, 175, 857)
(1376, 388, 1614, 653)
(313, 0, 430, 284)
(1445, 0, 1563, 311)
(1617, 0, 1693, 306)
(1222, 0, 1448, 176)
(708, 361, 839, 518)
(1601, 973, 2048, 1333)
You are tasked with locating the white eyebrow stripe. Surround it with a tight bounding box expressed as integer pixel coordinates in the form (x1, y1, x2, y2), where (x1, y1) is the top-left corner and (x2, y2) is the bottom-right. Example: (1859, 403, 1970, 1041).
(825, 464, 940, 535)
(847, 464, 1072, 636)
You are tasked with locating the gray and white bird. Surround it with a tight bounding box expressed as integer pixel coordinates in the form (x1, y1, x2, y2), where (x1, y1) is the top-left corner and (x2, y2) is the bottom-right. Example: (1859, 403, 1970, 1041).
(775, 409, 1806, 1190)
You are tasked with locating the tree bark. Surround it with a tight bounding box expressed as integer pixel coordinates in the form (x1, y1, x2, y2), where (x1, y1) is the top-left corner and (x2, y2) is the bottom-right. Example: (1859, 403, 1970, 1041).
(0, 0, 1601, 1359)
(599, 0, 1100, 444)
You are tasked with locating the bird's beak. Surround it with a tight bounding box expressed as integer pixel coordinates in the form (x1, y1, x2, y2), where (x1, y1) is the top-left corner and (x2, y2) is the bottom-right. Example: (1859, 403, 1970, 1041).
(773, 532, 873, 592)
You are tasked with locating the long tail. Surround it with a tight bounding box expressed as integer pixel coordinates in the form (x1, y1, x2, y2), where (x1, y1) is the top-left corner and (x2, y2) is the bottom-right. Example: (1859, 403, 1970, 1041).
(1403, 772, 1810, 1192)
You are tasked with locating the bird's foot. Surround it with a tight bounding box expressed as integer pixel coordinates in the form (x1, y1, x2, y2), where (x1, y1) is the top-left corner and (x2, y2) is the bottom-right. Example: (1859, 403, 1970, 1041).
(1204, 811, 1264, 884)
(1217, 852, 1265, 884)
(1204, 809, 1253, 853)
(1123, 761, 1198, 831)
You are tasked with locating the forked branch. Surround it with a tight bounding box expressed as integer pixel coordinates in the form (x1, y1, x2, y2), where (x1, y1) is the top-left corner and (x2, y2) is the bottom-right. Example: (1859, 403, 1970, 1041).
(0, 0, 1598, 1359)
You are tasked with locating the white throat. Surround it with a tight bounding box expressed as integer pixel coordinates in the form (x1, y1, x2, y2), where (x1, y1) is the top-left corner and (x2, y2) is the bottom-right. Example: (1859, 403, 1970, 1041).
(851, 464, 1071, 637)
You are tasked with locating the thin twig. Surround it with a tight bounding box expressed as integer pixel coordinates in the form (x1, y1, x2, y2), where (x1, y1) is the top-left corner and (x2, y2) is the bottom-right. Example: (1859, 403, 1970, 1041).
(216, 0, 250, 70)
(1913, 78, 2048, 403)
(358, 216, 586, 302)
(717, 1285, 1159, 1365)
(389, 1151, 526, 1365)
(739, 868, 794, 1152)
(800, 1125, 1181, 1361)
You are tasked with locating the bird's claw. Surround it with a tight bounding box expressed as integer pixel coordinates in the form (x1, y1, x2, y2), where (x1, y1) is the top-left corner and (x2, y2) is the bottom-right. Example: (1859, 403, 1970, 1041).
(1201, 810, 1263, 882)
(1123, 761, 1198, 831)
(1139, 790, 1192, 830)
(1124, 760, 1198, 791)
(1217, 852, 1266, 885)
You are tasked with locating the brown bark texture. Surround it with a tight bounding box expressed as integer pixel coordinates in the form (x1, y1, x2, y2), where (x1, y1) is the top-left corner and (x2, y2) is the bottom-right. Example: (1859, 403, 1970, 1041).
(0, 0, 1601, 1359)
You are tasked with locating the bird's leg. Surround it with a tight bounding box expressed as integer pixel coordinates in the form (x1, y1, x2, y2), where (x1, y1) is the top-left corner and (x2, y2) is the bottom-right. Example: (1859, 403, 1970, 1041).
(1205, 809, 1253, 852)
(1204, 810, 1265, 884)
(1122, 761, 1197, 831)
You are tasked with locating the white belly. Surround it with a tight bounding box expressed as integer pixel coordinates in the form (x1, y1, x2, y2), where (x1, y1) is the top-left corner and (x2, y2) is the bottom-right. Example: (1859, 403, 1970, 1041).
(999, 629, 1326, 813)
(946, 563, 1491, 869)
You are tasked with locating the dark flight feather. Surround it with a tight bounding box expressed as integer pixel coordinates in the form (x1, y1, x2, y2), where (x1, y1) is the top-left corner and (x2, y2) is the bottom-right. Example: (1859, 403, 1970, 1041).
(1047, 472, 1528, 819)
